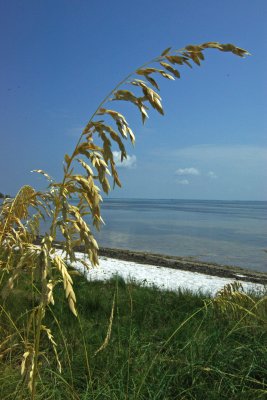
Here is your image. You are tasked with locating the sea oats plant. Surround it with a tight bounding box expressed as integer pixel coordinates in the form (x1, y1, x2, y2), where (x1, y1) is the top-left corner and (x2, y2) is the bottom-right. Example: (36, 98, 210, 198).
(0, 42, 249, 398)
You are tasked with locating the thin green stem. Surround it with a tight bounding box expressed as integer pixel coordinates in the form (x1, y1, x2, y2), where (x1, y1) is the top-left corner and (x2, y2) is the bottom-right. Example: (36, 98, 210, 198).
(135, 302, 210, 399)
(77, 314, 95, 399)
(31, 256, 48, 399)
(126, 285, 133, 400)
(31, 304, 43, 400)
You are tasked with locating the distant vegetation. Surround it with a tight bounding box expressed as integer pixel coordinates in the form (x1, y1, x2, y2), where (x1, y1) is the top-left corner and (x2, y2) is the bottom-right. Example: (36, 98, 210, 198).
(0, 192, 10, 199)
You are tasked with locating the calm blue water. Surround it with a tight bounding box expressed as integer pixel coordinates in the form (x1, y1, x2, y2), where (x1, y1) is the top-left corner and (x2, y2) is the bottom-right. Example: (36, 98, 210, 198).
(92, 199, 267, 272)
(24, 198, 266, 272)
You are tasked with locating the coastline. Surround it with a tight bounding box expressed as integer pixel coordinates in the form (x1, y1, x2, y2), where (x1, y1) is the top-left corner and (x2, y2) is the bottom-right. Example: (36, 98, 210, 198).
(70, 250, 265, 296)
(73, 244, 267, 285)
(35, 237, 267, 285)
(99, 247, 267, 284)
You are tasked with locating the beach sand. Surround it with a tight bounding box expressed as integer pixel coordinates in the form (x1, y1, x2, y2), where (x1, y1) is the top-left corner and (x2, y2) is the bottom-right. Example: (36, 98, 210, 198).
(61, 247, 267, 296)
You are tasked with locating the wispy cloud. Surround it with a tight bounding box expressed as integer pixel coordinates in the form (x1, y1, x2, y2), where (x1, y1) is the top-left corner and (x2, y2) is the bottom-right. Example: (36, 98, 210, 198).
(175, 167, 200, 176)
(176, 179, 189, 185)
(168, 145, 267, 199)
(207, 171, 217, 179)
(113, 151, 137, 169)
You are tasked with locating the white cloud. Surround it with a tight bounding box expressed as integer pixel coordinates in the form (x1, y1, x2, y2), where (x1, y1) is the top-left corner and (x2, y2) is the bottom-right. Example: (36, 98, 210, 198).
(168, 144, 267, 199)
(175, 167, 200, 176)
(176, 179, 189, 185)
(207, 171, 217, 179)
(113, 151, 137, 169)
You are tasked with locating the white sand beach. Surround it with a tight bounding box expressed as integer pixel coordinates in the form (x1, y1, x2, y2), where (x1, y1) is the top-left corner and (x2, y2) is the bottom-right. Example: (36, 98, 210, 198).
(70, 252, 265, 296)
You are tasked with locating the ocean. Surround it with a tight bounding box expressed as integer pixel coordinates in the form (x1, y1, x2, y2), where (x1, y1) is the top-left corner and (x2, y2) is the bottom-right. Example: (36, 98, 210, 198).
(3, 197, 265, 273)
(93, 199, 267, 273)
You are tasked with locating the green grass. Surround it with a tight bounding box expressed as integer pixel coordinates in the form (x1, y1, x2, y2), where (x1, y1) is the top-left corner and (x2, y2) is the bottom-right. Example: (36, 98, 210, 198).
(1, 272, 267, 399)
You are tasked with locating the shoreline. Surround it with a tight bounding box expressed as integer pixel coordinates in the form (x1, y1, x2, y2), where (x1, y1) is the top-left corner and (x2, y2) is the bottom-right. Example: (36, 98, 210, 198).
(98, 247, 267, 285)
(72, 245, 267, 285)
(71, 250, 265, 295)
(35, 238, 267, 285)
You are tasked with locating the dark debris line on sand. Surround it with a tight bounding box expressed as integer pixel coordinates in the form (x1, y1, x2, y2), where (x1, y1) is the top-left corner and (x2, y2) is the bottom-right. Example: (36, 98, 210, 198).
(98, 247, 267, 285)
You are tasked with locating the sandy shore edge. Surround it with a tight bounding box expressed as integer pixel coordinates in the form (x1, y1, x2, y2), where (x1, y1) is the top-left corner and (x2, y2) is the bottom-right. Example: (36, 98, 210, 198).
(35, 237, 267, 285)
(97, 247, 267, 285)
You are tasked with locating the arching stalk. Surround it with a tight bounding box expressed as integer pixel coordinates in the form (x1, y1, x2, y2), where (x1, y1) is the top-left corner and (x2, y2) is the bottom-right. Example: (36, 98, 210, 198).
(0, 42, 249, 397)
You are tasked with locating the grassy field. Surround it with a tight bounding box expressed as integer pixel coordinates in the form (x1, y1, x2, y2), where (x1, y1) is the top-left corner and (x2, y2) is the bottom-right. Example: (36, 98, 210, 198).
(1, 272, 267, 399)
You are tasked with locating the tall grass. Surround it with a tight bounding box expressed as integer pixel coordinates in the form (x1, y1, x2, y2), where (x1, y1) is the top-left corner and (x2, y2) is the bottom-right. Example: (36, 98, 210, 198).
(1, 274, 267, 399)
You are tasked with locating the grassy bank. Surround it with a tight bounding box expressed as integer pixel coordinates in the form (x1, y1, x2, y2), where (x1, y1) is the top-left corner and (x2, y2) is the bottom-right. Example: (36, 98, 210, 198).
(1, 272, 267, 399)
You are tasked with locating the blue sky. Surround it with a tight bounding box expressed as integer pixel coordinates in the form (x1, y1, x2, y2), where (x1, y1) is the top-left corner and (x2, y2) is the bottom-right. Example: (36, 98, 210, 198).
(0, 0, 266, 200)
